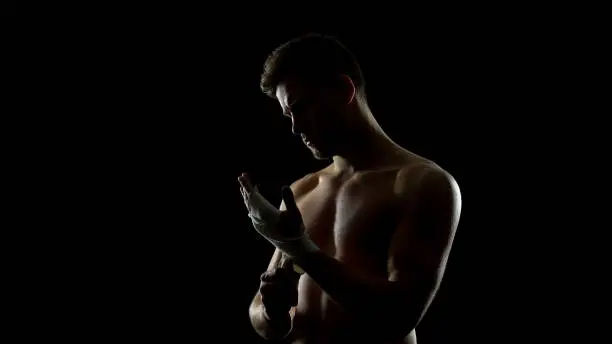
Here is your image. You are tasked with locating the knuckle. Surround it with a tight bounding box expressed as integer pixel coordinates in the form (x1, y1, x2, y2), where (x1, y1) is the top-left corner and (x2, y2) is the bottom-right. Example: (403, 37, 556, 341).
(260, 270, 279, 282)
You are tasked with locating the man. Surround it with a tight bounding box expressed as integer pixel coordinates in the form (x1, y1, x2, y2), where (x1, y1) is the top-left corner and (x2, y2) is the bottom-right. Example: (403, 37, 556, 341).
(238, 33, 461, 344)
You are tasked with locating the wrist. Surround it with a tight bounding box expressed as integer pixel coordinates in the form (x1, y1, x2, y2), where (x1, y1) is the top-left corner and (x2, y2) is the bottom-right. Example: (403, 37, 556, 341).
(272, 235, 320, 258)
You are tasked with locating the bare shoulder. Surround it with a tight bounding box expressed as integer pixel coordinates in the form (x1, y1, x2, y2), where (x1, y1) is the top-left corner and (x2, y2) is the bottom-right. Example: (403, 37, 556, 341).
(394, 160, 461, 212)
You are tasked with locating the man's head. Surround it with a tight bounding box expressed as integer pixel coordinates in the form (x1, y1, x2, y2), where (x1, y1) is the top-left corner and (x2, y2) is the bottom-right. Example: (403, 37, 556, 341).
(260, 34, 367, 159)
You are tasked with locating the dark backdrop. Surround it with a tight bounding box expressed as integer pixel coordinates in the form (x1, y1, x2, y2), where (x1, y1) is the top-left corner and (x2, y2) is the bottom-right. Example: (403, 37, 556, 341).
(45, 17, 567, 343)
(1, 0, 15, 15)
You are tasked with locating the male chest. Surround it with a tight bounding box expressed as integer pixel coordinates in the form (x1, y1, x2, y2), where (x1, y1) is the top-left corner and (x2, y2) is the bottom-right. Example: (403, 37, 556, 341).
(333, 182, 399, 266)
(295, 182, 338, 253)
(297, 178, 399, 260)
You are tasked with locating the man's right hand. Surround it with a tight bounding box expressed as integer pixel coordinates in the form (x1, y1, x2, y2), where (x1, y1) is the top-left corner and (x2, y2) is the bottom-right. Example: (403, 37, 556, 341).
(259, 259, 300, 320)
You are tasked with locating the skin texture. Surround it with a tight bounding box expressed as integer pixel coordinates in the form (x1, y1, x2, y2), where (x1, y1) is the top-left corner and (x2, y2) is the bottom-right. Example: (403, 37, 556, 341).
(242, 75, 461, 344)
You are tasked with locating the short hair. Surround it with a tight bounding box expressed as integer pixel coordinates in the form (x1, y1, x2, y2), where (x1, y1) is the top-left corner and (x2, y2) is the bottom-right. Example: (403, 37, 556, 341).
(260, 33, 366, 98)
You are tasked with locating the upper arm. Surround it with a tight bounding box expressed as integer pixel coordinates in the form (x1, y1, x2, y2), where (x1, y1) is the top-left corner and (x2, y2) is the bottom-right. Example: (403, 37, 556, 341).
(387, 166, 461, 291)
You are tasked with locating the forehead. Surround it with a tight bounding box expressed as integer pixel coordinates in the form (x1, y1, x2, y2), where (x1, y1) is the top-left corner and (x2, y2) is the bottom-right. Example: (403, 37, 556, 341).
(275, 79, 316, 112)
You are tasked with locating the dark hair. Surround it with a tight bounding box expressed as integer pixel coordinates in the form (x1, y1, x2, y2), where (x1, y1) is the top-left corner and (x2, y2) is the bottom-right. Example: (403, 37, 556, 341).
(260, 33, 366, 98)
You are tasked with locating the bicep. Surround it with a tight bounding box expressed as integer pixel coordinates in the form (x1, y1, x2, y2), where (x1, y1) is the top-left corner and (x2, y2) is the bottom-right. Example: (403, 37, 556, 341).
(388, 170, 461, 286)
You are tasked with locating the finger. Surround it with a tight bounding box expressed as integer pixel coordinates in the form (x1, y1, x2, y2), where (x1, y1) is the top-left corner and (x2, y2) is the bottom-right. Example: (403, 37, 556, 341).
(239, 186, 249, 203)
(260, 271, 273, 282)
(260, 270, 280, 282)
(237, 175, 249, 191)
(238, 175, 247, 190)
(281, 186, 299, 213)
(239, 173, 254, 191)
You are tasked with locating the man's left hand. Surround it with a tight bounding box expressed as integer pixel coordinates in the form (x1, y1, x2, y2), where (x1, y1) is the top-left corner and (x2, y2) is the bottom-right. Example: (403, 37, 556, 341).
(238, 173, 307, 244)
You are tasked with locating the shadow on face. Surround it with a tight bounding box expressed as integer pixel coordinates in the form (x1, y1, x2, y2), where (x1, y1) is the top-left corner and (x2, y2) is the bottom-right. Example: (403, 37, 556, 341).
(275, 78, 352, 159)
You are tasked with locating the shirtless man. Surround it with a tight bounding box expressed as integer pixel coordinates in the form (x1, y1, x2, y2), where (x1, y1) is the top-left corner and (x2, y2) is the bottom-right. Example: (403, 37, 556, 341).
(239, 34, 461, 344)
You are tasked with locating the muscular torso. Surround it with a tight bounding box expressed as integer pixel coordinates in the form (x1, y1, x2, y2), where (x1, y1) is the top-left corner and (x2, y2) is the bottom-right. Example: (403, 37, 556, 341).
(285, 164, 423, 344)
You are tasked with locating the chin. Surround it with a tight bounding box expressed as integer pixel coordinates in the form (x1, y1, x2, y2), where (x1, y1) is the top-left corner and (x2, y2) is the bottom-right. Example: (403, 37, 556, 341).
(313, 152, 328, 160)
(309, 146, 330, 160)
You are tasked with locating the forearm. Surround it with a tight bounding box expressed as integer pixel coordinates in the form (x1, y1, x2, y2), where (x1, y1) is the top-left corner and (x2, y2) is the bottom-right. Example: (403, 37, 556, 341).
(248, 299, 293, 340)
(292, 251, 424, 337)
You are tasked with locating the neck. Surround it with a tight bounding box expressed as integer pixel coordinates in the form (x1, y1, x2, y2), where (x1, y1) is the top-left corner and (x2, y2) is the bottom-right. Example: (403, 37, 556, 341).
(331, 103, 414, 172)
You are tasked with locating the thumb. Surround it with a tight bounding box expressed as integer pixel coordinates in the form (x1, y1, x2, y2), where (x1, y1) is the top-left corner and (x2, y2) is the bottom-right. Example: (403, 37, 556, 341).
(281, 186, 298, 212)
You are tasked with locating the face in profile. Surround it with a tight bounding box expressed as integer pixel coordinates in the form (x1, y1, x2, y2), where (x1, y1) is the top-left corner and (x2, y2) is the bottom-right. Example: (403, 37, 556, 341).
(275, 79, 346, 160)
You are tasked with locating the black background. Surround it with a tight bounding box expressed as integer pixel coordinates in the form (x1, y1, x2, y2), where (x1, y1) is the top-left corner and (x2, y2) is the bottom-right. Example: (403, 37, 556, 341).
(1, 0, 15, 16)
(33, 13, 583, 343)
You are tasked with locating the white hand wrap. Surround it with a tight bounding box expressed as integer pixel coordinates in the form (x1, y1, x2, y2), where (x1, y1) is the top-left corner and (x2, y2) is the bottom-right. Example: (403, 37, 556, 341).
(245, 187, 319, 257)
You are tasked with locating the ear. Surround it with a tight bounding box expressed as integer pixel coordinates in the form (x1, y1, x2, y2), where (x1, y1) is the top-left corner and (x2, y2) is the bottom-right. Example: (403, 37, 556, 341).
(339, 74, 356, 105)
